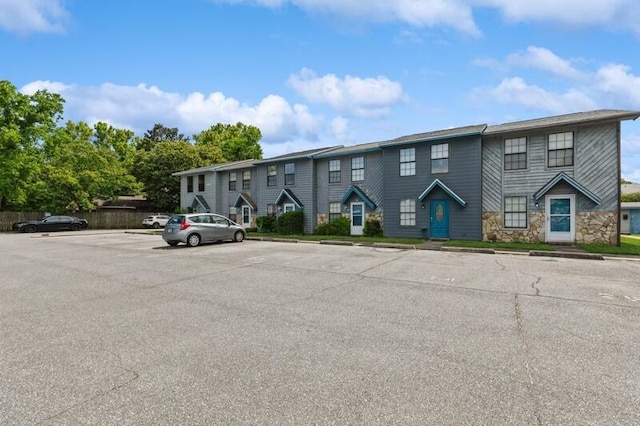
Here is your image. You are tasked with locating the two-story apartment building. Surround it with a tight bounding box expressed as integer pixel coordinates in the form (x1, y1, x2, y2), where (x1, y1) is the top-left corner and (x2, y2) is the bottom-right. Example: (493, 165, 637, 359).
(313, 142, 384, 235)
(174, 109, 639, 245)
(380, 125, 486, 240)
(482, 110, 639, 245)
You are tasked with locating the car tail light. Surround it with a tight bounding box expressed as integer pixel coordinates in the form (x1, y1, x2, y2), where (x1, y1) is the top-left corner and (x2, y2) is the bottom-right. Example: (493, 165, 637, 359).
(180, 219, 190, 231)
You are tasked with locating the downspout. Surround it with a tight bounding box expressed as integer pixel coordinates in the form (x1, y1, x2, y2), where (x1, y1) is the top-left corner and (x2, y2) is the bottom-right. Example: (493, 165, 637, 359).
(617, 121, 621, 246)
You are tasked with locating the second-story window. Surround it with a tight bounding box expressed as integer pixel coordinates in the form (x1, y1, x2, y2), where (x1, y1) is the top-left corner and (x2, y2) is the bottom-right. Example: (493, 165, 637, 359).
(285, 163, 295, 185)
(267, 165, 277, 186)
(351, 157, 364, 181)
(242, 170, 251, 190)
(504, 137, 527, 170)
(198, 174, 205, 191)
(187, 176, 193, 193)
(329, 160, 341, 183)
(548, 132, 574, 167)
(400, 148, 416, 176)
(229, 172, 237, 191)
(431, 143, 449, 174)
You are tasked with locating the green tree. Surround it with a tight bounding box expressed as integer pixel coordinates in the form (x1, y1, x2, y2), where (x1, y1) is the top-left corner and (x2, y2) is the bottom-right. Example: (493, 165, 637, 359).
(137, 123, 188, 152)
(622, 192, 640, 202)
(0, 80, 64, 210)
(25, 121, 141, 212)
(193, 122, 263, 162)
(134, 140, 202, 211)
(93, 122, 137, 171)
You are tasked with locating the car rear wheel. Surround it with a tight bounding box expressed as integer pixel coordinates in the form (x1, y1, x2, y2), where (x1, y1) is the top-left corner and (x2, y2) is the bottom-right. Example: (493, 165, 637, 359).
(152, 222, 160, 229)
(186, 233, 201, 247)
(24, 225, 37, 233)
(167, 241, 179, 247)
(234, 231, 245, 242)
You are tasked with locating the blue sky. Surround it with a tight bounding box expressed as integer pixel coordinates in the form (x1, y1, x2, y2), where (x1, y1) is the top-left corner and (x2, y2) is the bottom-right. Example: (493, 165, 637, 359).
(2, 0, 640, 180)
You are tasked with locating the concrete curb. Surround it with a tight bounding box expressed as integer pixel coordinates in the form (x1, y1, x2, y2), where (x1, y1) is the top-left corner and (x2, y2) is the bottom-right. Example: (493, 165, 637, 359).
(529, 250, 604, 261)
(320, 240, 354, 246)
(441, 246, 495, 255)
(372, 242, 416, 250)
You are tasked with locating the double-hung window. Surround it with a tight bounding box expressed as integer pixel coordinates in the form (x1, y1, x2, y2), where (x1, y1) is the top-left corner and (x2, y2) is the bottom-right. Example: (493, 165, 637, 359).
(329, 202, 341, 222)
(198, 174, 205, 191)
(329, 160, 341, 183)
(187, 176, 193, 193)
(285, 163, 295, 185)
(267, 165, 277, 186)
(504, 196, 527, 228)
(229, 172, 237, 191)
(400, 148, 415, 176)
(400, 199, 416, 226)
(504, 137, 527, 170)
(351, 157, 364, 181)
(242, 170, 251, 190)
(548, 132, 574, 167)
(431, 144, 449, 174)
(267, 204, 277, 216)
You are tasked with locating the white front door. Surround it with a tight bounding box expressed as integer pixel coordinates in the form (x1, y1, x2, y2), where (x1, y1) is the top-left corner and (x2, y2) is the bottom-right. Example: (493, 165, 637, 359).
(350, 202, 364, 236)
(546, 194, 575, 243)
(242, 206, 251, 228)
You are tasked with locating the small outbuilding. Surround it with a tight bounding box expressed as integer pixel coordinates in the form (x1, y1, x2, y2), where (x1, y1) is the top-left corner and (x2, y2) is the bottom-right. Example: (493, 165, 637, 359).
(620, 202, 640, 234)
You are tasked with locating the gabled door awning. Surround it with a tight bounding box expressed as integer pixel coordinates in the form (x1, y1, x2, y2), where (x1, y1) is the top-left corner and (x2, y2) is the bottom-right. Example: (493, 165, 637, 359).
(533, 172, 601, 205)
(233, 192, 257, 209)
(418, 179, 466, 207)
(192, 195, 211, 212)
(275, 188, 303, 209)
(340, 185, 377, 210)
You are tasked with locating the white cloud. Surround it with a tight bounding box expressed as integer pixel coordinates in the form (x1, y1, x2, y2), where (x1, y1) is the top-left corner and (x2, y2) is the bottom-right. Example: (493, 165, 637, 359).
(215, 0, 640, 34)
(622, 132, 640, 182)
(0, 0, 68, 35)
(507, 46, 586, 81)
(480, 77, 597, 114)
(329, 116, 353, 142)
(475, 47, 640, 113)
(288, 68, 405, 118)
(20, 80, 331, 146)
(214, 0, 480, 35)
(594, 64, 640, 106)
(478, 0, 640, 33)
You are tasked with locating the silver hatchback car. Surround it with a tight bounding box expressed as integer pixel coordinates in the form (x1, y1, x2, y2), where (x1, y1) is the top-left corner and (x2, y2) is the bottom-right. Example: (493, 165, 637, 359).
(162, 213, 246, 247)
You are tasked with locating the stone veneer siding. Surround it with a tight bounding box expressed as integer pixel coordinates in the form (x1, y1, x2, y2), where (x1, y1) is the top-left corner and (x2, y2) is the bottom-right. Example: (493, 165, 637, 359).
(483, 211, 618, 245)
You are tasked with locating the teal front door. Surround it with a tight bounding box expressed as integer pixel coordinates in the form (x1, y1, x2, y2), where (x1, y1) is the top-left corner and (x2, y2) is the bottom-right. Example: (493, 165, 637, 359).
(430, 199, 449, 239)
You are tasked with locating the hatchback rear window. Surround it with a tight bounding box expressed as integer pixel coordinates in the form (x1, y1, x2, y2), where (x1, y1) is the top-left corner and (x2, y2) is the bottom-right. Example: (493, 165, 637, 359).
(167, 215, 185, 225)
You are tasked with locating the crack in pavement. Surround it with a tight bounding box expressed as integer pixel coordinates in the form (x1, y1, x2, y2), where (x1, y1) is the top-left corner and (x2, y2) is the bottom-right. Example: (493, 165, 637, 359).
(514, 294, 543, 426)
(521, 272, 542, 296)
(37, 351, 139, 425)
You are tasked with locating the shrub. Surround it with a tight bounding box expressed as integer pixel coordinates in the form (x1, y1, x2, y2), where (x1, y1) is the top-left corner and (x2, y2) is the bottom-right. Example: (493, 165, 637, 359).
(277, 210, 304, 234)
(315, 216, 350, 236)
(363, 217, 383, 237)
(622, 192, 640, 202)
(255, 215, 277, 233)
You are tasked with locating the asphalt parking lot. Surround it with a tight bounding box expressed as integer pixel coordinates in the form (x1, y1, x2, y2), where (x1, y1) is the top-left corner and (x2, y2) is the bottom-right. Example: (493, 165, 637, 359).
(1, 231, 639, 425)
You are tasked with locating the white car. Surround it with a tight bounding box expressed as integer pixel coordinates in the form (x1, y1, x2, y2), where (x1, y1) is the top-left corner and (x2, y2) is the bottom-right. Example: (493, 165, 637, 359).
(142, 215, 171, 229)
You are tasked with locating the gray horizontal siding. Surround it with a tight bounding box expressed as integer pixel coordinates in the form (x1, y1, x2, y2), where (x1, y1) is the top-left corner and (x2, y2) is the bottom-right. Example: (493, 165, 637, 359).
(256, 159, 316, 233)
(383, 136, 482, 240)
(483, 122, 618, 214)
(316, 152, 384, 217)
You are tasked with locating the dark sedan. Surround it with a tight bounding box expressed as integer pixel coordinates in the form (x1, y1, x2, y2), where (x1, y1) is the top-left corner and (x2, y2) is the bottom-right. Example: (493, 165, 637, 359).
(12, 216, 89, 233)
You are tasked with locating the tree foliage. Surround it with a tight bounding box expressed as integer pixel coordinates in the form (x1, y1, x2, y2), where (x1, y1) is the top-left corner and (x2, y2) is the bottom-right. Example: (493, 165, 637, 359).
(194, 122, 263, 162)
(0, 80, 64, 209)
(622, 192, 640, 202)
(133, 140, 202, 211)
(0, 79, 265, 213)
(137, 123, 188, 152)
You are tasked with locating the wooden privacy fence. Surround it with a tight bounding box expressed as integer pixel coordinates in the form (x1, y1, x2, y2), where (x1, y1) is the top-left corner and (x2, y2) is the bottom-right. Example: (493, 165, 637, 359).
(0, 210, 167, 232)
